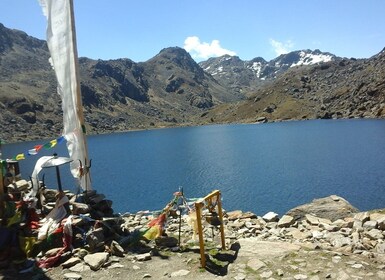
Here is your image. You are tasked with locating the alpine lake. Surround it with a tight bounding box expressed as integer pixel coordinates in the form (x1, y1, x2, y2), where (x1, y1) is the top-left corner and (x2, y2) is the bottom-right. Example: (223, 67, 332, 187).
(4, 119, 385, 216)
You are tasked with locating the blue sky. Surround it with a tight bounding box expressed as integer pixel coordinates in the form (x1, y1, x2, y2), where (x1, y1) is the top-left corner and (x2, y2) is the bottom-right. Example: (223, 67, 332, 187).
(1, 0, 385, 62)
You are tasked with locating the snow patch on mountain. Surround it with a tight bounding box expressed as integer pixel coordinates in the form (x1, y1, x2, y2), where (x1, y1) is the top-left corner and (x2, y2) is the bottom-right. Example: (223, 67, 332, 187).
(248, 61, 263, 78)
(291, 51, 333, 67)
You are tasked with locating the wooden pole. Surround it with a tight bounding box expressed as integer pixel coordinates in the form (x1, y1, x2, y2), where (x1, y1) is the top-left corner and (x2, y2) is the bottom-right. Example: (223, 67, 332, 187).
(195, 190, 227, 268)
(195, 201, 206, 268)
(69, 0, 92, 191)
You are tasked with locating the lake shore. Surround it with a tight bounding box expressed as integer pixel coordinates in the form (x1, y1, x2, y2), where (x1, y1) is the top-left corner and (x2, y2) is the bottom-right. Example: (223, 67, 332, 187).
(2, 193, 385, 279)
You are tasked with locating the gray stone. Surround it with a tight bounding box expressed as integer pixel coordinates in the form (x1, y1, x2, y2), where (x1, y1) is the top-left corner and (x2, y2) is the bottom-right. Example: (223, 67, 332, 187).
(62, 257, 82, 269)
(286, 195, 359, 222)
(170, 269, 190, 277)
(332, 219, 350, 228)
(365, 229, 384, 240)
(135, 252, 152, 261)
(45, 247, 63, 257)
(376, 243, 385, 254)
(110, 240, 125, 257)
(234, 273, 246, 280)
(69, 263, 91, 273)
(84, 252, 109, 271)
(354, 212, 370, 223)
(371, 213, 385, 230)
(276, 268, 284, 276)
(305, 214, 331, 226)
(246, 258, 266, 271)
(352, 219, 363, 230)
(323, 224, 340, 232)
(63, 272, 82, 280)
(278, 215, 295, 228)
(260, 270, 273, 278)
(311, 230, 323, 239)
(329, 235, 351, 248)
(289, 228, 312, 240)
(71, 202, 90, 215)
(86, 228, 105, 252)
(109, 263, 124, 269)
(226, 210, 243, 220)
(75, 248, 89, 259)
(363, 220, 378, 230)
(294, 274, 308, 279)
(155, 236, 178, 247)
(262, 211, 279, 222)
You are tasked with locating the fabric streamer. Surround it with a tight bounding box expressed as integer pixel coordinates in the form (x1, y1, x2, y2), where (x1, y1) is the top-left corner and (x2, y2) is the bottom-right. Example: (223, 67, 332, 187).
(39, 0, 92, 191)
(30, 156, 54, 197)
(143, 213, 167, 240)
(38, 195, 69, 241)
(11, 136, 66, 161)
(37, 215, 73, 268)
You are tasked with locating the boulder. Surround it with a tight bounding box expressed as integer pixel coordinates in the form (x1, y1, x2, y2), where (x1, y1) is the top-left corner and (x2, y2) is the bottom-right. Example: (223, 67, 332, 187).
(370, 213, 385, 230)
(155, 236, 178, 248)
(84, 252, 109, 271)
(305, 214, 331, 226)
(110, 240, 125, 257)
(285, 195, 359, 222)
(62, 257, 82, 269)
(277, 215, 295, 228)
(71, 202, 91, 215)
(226, 210, 243, 221)
(262, 212, 279, 222)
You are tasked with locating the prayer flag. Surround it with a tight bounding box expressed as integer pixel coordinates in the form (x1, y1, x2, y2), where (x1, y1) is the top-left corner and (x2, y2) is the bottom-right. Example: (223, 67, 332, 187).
(28, 149, 38, 156)
(57, 135, 66, 144)
(39, 0, 92, 191)
(34, 145, 43, 152)
(50, 139, 57, 147)
(15, 153, 25, 161)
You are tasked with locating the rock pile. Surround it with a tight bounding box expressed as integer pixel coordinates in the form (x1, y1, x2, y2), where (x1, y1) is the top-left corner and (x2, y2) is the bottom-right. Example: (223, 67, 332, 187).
(4, 192, 385, 279)
(39, 188, 114, 219)
(38, 195, 385, 272)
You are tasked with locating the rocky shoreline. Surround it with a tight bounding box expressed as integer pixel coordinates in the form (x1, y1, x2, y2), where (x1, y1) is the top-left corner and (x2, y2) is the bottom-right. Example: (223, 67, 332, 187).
(2, 191, 385, 280)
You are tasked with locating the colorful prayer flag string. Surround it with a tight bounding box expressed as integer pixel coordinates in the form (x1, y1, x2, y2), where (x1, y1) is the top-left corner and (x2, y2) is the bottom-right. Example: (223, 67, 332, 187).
(12, 135, 67, 161)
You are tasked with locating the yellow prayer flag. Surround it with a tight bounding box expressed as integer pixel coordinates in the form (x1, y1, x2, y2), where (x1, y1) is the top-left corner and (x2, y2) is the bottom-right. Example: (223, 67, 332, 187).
(15, 153, 25, 161)
(50, 139, 57, 147)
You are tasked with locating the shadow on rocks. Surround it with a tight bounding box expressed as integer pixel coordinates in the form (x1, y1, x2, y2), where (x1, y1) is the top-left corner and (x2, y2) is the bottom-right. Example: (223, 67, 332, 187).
(205, 242, 241, 276)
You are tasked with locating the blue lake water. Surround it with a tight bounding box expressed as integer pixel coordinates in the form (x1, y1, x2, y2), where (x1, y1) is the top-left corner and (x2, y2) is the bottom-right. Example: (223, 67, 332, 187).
(3, 119, 385, 215)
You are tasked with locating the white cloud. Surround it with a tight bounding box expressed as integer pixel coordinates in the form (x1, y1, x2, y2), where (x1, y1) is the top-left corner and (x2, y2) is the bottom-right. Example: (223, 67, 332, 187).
(269, 39, 294, 56)
(184, 36, 236, 60)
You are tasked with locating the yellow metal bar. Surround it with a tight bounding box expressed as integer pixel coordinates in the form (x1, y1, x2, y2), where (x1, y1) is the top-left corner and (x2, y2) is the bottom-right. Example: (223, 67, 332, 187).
(195, 189, 227, 268)
(203, 189, 220, 201)
(216, 191, 226, 249)
(195, 201, 206, 267)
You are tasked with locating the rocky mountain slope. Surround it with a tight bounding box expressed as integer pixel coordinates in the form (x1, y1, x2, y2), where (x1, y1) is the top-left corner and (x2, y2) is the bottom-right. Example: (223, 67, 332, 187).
(1, 22, 384, 143)
(198, 48, 385, 125)
(199, 49, 337, 96)
(0, 23, 241, 142)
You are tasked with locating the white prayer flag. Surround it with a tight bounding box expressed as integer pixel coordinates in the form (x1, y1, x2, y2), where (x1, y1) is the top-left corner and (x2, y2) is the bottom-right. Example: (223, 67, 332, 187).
(39, 0, 92, 191)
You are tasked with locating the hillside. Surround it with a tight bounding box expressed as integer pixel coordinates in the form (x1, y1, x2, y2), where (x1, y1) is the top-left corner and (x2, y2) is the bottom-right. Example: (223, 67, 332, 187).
(198, 49, 385, 125)
(1, 22, 385, 143)
(0, 23, 240, 142)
